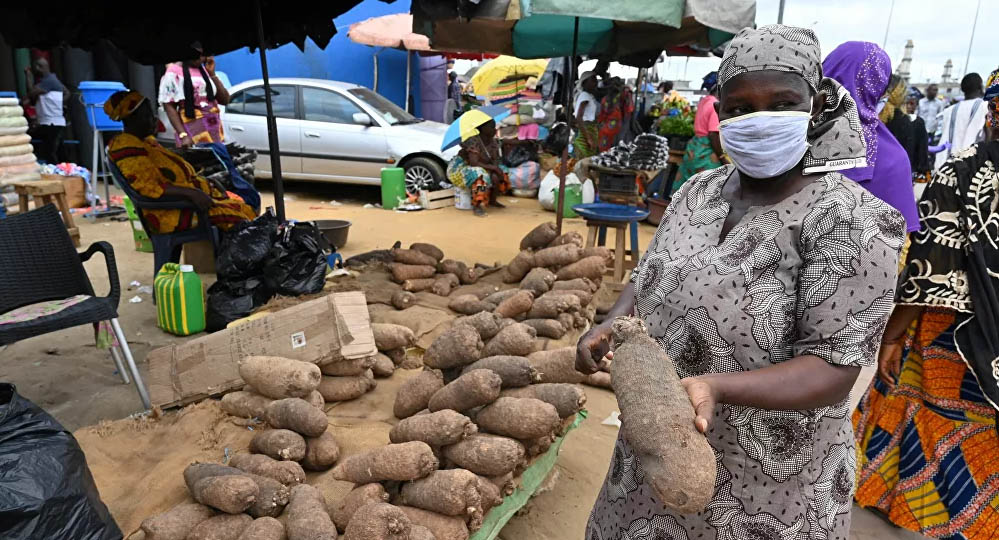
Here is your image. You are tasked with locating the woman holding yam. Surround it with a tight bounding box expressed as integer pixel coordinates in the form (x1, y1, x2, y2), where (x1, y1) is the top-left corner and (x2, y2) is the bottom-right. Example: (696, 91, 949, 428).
(576, 25, 904, 539)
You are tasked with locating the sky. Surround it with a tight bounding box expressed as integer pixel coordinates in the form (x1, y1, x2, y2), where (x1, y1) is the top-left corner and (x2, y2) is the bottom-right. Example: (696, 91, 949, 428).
(654, 0, 997, 86)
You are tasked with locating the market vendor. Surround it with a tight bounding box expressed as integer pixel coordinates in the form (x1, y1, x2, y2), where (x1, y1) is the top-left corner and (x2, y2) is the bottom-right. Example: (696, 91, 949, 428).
(446, 119, 509, 217)
(573, 72, 600, 158)
(577, 25, 903, 540)
(105, 90, 255, 233)
(158, 43, 229, 147)
(675, 71, 725, 192)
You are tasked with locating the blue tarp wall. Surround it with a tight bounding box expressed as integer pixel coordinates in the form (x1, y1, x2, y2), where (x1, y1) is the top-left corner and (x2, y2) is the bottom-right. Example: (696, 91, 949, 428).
(214, 0, 421, 116)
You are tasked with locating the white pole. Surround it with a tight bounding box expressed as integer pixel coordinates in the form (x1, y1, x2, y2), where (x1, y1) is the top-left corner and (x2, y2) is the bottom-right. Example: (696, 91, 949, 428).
(963, 0, 983, 77)
(405, 51, 412, 113)
(882, 0, 895, 49)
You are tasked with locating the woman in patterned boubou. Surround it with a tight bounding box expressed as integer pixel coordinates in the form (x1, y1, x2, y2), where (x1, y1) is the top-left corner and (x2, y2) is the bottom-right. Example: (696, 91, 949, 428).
(852, 67, 999, 540)
(576, 25, 905, 540)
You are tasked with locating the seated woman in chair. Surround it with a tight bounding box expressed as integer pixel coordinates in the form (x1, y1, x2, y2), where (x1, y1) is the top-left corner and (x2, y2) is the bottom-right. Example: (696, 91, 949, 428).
(104, 90, 255, 234)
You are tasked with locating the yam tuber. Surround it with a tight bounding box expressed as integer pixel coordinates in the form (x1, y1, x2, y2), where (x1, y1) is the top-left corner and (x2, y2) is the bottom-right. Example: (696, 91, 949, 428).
(519, 222, 558, 250)
(547, 231, 584, 248)
(389, 409, 477, 447)
(305, 390, 325, 410)
(229, 453, 304, 486)
(432, 273, 460, 296)
(320, 356, 376, 376)
(391, 263, 437, 283)
(372, 354, 396, 378)
(422, 324, 483, 369)
(238, 357, 321, 400)
(532, 244, 582, 268)
(555, 256, 606, 281)
(502, 251, 536, 283)
(286, 484, 337, 540)
(183, 462, 245, 490)
(546, 288, 593, 307)
(332, 483, 390, 532)
(527, 348, 587, 383)
(526, 292, 581, 319)
(344, 503, 411, 540)
(586, 371, 612, 389)
(581, 246, 613, 267)
(191, 475, 258, 514)
(487, 472, 515, 496)
(557, 313, 575, 333)
(397, 506, 470, 540)
(187, 514, 253, 540)
(372, 323, 416, 351)
(523, 433, 556, 457)
(398, 469, 482, 518)
(501, 383, 586, 419)
(410, 242, 445, 262)
(481, 323, 537, 358)
(610, 316, 716, 513)
(393, 248, 440, 267)
(238, 517, 286, 540)
(394, 369, 445, 419)
(301, 431, 340, 471)
(461, 356, 538, 388)
(447, 294, 495, 316)
(244, 473, 290, 518)
(221, 390, 273, 419)
(264, 398, 328, 437)
(483, 289, 520, 306)
(519, 267, 556, 297)
(409, 525, 436, 540)
(522, 319, 566, 339)
(472, 474, 503, 512)
(492, 290, 534, 319)
(454, 311, 504, 340)
(317, 374, 376, 402)
(403, 278, 436, 292)
(427, 369, 501, 413)
(552, 277, 597, 293)
(139, 502, 215, 540)
(250, 429, 307, 461)
(475, 397, 560, 440)
(392, 290, 418, 310)
(332, 441, 438, 483)
(442, 434, 525, 477)
(438, 259, 477, 285)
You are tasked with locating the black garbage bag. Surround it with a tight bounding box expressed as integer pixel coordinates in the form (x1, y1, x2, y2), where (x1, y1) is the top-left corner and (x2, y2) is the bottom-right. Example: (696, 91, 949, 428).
(205, 276, 273, 332)
(216, 210, 279, 280)
(0, 383, 122, 540)
(543, 122, 571, 155)
(262, 221, 330, 297)
(502, 145, 532, 168)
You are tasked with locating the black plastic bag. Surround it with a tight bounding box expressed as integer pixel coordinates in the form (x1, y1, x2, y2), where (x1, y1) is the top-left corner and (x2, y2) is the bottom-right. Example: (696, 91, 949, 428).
(502, 145, 532, 168)
(543, 122, 571, 154)
(262, 221, 330, 297)
(205, 276, 273, 332)
(0, 383, 122, 540)
(216, 210, 278, 280)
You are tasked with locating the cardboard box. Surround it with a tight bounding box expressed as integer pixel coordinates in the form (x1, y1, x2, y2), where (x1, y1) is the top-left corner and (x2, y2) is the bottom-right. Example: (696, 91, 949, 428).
(182, 239, 216, 274)
(146, 291, 375, 409)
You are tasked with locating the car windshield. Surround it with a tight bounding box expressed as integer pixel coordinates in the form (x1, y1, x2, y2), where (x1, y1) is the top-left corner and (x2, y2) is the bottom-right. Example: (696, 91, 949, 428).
(348, 88, 420, 125)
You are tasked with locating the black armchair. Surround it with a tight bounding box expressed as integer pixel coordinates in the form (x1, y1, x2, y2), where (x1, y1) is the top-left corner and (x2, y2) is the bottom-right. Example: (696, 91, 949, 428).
(107, 154, 220, 280)
(0, 204, 150, 409)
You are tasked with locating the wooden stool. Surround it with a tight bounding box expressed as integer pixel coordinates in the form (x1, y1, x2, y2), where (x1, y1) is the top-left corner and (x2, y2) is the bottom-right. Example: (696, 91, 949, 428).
(584, 218, 642, 282)
(13, 180, 80, 247)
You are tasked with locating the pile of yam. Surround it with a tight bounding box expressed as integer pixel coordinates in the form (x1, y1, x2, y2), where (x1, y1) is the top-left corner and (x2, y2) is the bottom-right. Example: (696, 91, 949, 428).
(388, 243, 484, 298)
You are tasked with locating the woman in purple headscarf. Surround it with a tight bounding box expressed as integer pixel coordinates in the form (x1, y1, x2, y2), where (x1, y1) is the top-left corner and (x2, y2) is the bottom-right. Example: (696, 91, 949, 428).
(823, 42, 921, 232)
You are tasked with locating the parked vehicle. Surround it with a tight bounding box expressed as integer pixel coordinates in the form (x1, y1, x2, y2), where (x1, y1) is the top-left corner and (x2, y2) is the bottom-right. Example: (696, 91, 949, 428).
(160, 78, 456, 192)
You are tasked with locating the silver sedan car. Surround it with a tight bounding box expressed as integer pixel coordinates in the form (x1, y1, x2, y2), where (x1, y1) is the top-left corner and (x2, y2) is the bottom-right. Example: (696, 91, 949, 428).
(163, 78, 457, 193)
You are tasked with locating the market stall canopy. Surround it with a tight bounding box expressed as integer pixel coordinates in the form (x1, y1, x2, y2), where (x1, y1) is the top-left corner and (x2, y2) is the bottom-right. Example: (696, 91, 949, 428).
(411, 0, 756, 67)
(469, 56, 548, 96)
(347, 13, 431, 52)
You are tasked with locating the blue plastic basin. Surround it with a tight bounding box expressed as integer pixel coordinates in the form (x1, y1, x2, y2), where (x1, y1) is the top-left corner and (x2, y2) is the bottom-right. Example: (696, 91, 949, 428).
(79, 81, 127, 131)
(571, 203, 650, 222)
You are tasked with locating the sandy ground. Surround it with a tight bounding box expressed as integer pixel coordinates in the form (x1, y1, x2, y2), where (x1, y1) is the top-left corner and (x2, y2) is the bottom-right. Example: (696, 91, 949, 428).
(1, 180, 925, 539)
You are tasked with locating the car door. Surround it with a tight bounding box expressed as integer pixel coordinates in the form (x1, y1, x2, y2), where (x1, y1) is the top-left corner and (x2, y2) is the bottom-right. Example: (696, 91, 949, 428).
(298, 85, 389, 183)
(225, 84, 301, 176)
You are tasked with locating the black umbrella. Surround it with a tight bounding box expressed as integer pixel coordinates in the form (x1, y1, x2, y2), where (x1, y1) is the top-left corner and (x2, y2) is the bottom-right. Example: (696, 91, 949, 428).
(0, 0, 394, 221)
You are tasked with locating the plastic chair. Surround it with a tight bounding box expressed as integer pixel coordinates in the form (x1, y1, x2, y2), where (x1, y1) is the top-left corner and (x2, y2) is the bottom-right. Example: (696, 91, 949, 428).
(106, 155, 219, 280)
(0, 204, 150, 409)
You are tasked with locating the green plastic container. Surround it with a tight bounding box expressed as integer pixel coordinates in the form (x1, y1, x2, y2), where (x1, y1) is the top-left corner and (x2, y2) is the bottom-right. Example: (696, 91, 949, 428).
(154, 263, 206, 336)
(123, 197, 153, 252)
(380, 167, 407, 209)
(553, 185, 583, 218)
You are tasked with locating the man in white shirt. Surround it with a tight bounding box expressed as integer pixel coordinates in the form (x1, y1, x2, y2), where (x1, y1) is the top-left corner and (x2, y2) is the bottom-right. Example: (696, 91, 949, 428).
(25, 58, 68, 163)
(917, 83, 946, 137)
(935, 73, 987, 169)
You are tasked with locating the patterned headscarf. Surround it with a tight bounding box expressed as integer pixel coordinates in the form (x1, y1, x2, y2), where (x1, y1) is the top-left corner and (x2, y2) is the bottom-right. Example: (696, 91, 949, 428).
(717, 25, 868, 175)
(878, 75, 907, 124)
(103, 90, 147, 122)
(984, 68, 999, 128)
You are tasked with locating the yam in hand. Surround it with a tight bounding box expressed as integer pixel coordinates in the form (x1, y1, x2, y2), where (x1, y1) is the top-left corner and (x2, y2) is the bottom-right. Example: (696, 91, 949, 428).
(403, 278, 436, 292)
(372, 323, 416, 351)
(493, 290, 534, 319)
(555, 256, 606, 281)
(442, 433, 525, 477)
(392, 290, 417, 310)
(447, 294, 495, 315)
(586, 371, 612, 389)
(229, 453, 305, 486)
(389, 409, 477, 447)
(461, 356, 538, 388)
(427, 369, 502, 413)
(333, 483, 390, 532)
(344, 502, 412, 540)
(423, 324, 483, 369)
(393, 248, 440, 267)
(398, 469, 482, 518)
(397, 506, 470, 540)
(238, 356, 321, 400)
(527, 348, 587, 384)
(475, 397, 560, 440)
(390, 263, 437, 283)
(301, 431, 340, 471)
(501, 383, 586, 418)
(454, 311, 504, 340)
(332, 441, 438, 483)
(519, 222, 558, 250)
(221, 390, 273, 419)
(238, 517, 285, 540)
(394, 369, 445, 419)
(264, 398, 328, 437)
(139, 502, 215, 540)
(532, 244, 582, 268)
(503, 251, 536, 283)
(250, 429, 307, 461)
(481, 323, 537, 358)
(320, 355, 376, 376)
(187, 514, 253, 540)
(286, 484, 337, 540)
(519, 267, 556, 297)
(610, 316, 715, 513)
(317, 373, 376, 402)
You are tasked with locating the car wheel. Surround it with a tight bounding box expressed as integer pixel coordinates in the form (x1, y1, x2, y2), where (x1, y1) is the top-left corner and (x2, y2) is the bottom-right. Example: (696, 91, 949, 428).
(403, 157, 445, 194)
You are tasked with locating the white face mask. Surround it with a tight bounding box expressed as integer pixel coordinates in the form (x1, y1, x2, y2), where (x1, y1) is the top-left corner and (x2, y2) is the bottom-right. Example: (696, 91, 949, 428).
(719, 110, 811, 178)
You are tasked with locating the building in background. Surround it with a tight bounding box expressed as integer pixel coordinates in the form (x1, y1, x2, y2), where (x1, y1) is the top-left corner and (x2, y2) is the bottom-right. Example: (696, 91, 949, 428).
(912, 59, 962, 102)
(896, 40, 913, 83)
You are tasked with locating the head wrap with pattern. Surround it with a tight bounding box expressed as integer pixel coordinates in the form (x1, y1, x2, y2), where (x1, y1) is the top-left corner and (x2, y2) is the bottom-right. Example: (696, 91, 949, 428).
(984, 68, 999, 128)
(103, 90, 147, 122)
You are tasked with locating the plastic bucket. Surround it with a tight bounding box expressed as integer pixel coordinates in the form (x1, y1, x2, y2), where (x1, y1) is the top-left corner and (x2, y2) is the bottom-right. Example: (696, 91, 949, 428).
(78, 81, 127, 131)
(380, 167, 407, 209)
(454, 187, 472, 210)
(553, 185, 583, 218)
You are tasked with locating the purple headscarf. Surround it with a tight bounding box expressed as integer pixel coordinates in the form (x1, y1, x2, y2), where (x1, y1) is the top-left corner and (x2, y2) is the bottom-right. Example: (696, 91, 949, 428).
(823, 41, 920, 232)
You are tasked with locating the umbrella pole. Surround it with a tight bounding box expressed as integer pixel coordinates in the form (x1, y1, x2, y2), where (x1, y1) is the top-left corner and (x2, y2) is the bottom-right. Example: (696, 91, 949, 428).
(556, 17, 580, 235)
(254, 0, 285, 222)
(405, 51, 411, 112)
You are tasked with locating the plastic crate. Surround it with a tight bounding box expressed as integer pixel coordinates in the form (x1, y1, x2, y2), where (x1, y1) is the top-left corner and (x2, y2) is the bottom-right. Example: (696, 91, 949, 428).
(78, 81, 126, 131)
(597, 170, 639, 195)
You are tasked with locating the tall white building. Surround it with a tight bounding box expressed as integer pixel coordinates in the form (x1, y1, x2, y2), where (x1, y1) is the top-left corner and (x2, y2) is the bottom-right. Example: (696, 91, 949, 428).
(897, 40, 914, 83)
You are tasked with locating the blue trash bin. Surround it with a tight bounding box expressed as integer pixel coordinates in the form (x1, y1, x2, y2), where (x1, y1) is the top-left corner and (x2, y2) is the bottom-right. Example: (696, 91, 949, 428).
(78, 81, 127, 131)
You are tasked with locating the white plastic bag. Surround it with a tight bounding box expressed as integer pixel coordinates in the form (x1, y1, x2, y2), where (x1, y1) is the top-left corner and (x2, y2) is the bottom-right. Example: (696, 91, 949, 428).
(538, 171, 581, 211)
(582, 179, 595, 204)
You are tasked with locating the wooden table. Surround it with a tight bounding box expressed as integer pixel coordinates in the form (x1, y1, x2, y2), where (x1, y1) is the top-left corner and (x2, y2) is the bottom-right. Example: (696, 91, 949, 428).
(12, 180, 80, 246)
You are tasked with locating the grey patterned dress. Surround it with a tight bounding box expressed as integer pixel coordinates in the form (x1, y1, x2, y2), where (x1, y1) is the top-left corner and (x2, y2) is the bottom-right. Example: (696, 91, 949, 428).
(586, 166, 905, 540)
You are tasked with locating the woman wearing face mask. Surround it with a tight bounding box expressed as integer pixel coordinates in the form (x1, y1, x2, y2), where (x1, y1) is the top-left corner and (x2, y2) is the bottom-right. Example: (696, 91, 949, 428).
(578, 25, 905, 539)
(158, 43, 230, 147)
